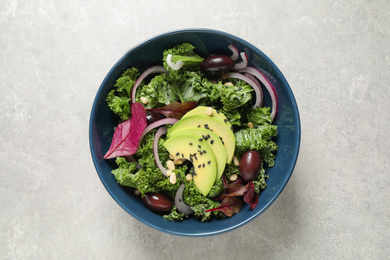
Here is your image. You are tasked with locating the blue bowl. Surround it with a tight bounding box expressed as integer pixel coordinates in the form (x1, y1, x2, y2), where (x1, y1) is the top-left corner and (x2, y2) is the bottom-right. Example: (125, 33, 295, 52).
(89, 28, 300, 236)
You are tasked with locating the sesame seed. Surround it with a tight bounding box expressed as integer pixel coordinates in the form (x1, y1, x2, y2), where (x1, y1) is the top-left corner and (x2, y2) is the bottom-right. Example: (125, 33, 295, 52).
(224, 118, 228, 123)
(198, 145, 201, 148)
(198, 165, 201, 168)
(197, 124, 201, 128)
(175, 152, 180, 156)
(189, 142, 193, 145)
(182, 153, 184, 158)
(208, 161, 211, 164)
(203, 163, 205, 168)
(198, 138, 203, 142)
(216, 110, 220, 114)
(210, 140, 214, 144)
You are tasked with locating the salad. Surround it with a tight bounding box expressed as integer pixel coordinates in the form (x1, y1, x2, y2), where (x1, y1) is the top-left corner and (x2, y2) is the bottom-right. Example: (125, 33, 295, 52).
(104, 43, 278, 221)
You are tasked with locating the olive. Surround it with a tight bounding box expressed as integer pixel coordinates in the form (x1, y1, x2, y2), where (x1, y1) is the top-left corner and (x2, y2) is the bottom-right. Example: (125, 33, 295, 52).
(200, 55, 235, 76)
(146, 111, 165, 125)
(141, 192, 172, 213)
(239, 151, 262, 182)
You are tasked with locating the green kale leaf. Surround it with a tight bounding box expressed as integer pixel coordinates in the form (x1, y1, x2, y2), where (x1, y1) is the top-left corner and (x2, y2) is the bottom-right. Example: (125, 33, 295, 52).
(163, 43, 204, 72)
(106, 67, 140, 121)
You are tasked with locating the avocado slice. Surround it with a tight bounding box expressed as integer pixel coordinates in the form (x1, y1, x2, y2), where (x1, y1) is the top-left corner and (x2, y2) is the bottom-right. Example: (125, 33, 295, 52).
(169, 127, 227, 182)
(163, 133, 217, 196)
(168, 115, 235, 164)
(182, 106, 232, 128)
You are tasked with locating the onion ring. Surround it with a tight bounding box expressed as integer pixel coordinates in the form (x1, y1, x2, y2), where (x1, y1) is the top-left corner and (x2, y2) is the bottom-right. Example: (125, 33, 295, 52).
(222, 72, 263, 108)
(131, 66, 168, 103)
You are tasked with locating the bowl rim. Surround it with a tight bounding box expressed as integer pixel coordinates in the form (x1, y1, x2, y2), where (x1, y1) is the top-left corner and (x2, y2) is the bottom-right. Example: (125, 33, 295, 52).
(89, 28, 301, 236)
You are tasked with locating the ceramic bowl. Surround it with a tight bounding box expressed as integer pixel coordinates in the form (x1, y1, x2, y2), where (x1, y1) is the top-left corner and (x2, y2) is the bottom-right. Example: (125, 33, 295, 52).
(89, 28, 300, 236)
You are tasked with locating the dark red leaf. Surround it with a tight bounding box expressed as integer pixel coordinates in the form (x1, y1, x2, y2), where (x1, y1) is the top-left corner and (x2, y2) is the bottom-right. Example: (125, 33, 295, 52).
(104, 102, 147, 159)
(243, 182, 259, 209)
(205, 196, 243, 217)
(223, 183, 248, 198)
(222, 175, 228, 188)
(145, 101, 197, 119)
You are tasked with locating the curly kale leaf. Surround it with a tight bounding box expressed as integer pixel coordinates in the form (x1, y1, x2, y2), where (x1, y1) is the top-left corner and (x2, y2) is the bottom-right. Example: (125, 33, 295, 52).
(163, 43, 204, 72)
(106, 67, 140, 121)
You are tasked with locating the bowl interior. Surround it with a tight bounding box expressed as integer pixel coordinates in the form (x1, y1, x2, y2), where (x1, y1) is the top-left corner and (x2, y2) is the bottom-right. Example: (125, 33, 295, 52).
(89, 29, 300, 236)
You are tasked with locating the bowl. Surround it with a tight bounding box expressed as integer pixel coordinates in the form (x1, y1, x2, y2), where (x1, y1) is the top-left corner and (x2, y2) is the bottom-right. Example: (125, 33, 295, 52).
(89, 28, 300, 236)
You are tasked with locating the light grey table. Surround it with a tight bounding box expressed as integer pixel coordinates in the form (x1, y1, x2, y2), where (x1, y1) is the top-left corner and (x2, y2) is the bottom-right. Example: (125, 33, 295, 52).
(1, 1, 389, 259)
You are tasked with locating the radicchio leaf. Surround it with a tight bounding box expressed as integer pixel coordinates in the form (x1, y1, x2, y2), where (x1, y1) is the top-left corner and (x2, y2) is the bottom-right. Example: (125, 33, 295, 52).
(145, 101, 197, 119)
(205, 196, 243, 217)
(104, 102, 147, 159)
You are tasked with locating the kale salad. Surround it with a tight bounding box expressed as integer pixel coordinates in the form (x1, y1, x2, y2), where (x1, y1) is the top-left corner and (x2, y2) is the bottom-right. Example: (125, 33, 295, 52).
(103, 43, 278, 221)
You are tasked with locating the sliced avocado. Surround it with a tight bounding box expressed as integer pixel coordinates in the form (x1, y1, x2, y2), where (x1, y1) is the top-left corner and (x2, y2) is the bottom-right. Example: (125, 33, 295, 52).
(168, 115, 235, 164)
(163, 133, 217, 196)
(182, 106, 232, 128)
(169, 127, 227, 182)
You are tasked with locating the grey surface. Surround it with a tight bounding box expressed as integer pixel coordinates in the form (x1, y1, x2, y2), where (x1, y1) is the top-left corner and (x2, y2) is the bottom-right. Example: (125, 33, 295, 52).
(1, 0, 389, 259)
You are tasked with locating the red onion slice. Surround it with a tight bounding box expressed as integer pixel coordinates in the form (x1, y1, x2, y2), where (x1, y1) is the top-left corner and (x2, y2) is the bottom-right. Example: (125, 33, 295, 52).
(232, 52, 248, 71)
(140, 117, 179, 141)
(175, 184, 194, 214)
(131, 65, 168, 103)
(222, 72, 263, 108)
(244, 73, 263, 107)
(228, 44, 239, 61)
(153, 127, 168, 176)
(238, 67, 278, 122)
(166, 54, 184, 71)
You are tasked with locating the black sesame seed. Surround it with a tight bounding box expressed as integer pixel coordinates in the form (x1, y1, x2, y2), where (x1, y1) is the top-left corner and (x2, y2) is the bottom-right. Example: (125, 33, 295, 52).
(189, 142, 193, 145)
(193, 172, 197, 176)
(230, 126, 233, 130)
(222, 140, 224, 144)
(197, 124, 201, 128)
(176, 152, 180, 156)
(198, 165, 201, 168)
(198, 145, 201, 148)
(199, 138, 203, 142)
(208, 161, 211, 164)
(203, 150, 206, 154)
(182, 153, 184, 158)
(210, 140, 214, 144)
(216, 110, 220, 114)
(224, 118, 228, 123)
(203, 163, 205, 168)
(219, 136, 223, 140)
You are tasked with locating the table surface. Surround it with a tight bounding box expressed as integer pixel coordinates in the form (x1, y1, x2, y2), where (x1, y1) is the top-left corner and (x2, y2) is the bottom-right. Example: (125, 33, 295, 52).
(1, 1, 389, 259)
